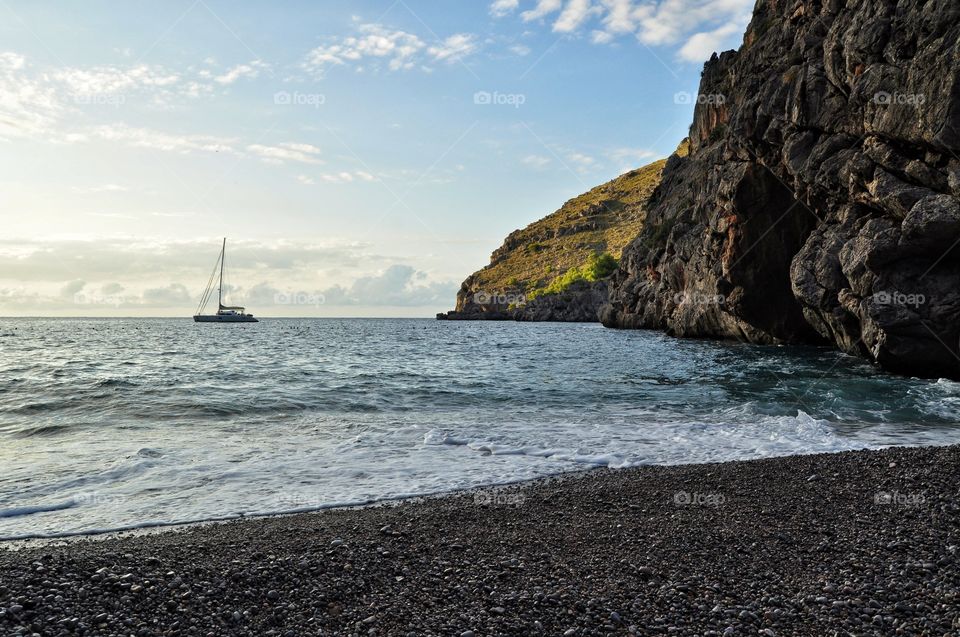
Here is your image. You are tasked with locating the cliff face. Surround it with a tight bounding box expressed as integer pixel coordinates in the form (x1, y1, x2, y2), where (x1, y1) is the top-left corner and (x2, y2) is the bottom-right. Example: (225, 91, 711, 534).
(439, 156, 670, 322)
(602, 0, 960, 378)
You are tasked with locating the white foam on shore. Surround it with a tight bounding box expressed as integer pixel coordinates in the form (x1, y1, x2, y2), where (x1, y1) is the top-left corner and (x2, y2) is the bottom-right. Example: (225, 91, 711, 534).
(3, 409, 959, 540)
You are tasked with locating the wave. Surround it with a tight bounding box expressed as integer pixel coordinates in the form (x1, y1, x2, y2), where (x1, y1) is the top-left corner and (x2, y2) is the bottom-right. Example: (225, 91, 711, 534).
(94, 378, 139, 388)
(0, 500, 77, 519)
(11, 423, 75, 438)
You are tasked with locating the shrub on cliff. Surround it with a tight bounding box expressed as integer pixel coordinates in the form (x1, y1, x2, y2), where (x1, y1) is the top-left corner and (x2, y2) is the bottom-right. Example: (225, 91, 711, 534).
(528, 252, 618, 300)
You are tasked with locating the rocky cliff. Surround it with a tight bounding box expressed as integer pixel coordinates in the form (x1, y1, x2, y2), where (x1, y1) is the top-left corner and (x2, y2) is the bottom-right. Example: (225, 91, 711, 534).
(601, 0, 960, 379)
(439, 155, 671, 322)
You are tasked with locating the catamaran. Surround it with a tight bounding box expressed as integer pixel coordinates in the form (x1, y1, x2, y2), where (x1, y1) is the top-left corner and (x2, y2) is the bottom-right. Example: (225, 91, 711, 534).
(193, 238, 258, 323)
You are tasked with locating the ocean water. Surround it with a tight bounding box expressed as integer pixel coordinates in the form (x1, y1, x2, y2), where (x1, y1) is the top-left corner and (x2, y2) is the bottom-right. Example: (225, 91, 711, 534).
(1, 317, 959, 539)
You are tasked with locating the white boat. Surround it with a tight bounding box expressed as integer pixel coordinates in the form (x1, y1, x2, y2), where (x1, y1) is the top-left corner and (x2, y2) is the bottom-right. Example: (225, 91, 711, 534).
(193, 238, 258, 323)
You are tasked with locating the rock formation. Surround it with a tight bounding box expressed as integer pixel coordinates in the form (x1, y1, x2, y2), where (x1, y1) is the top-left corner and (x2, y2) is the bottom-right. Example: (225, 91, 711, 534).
(601, 0, 960, 379)
(438, 156, 669, 322)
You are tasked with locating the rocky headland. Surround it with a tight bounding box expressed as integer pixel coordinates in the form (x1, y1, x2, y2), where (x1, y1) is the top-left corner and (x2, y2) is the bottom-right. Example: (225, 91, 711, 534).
(438, 153, 671, 322)
(442, 0, 960, 379)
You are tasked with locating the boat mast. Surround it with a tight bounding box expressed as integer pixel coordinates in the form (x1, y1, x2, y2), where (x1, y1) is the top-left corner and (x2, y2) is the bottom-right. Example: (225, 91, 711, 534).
(218, 237, 225, 309)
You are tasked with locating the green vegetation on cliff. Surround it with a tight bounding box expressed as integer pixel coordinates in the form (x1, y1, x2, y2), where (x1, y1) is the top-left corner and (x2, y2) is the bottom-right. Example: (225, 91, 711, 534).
(528, 252, 618, 300)
(463, 154, 670, 301)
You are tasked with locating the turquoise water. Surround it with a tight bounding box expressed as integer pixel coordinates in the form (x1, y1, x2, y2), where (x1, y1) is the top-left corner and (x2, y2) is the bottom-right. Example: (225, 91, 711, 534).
(1, 318, 958, 538)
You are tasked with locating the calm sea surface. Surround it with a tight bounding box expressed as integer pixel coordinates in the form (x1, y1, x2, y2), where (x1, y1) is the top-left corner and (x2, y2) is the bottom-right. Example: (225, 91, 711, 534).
(1, 318, 958, 538)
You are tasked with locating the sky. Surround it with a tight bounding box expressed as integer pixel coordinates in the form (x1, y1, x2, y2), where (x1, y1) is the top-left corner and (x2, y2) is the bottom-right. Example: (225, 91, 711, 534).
(0, 0, 754, 317)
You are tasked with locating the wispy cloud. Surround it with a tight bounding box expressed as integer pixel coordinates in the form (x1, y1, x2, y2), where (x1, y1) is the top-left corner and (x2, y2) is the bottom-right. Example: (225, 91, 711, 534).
(214, 60, 267, 85)
(501, 0, 752, 62)
(71, 184, 129, 194)
(522, 154, 551, 169)
(90, 124, 238, 154)
(490, 0, 520, 17)
(303, 23, 480, 75)
(521, 0, 564, 22)
(428, 34, 479, 63)
(248, 142, 323, 165)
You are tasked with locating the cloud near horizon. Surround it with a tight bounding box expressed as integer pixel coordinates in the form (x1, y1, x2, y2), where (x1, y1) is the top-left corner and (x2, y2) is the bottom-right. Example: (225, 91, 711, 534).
(0, 239, 457, 314)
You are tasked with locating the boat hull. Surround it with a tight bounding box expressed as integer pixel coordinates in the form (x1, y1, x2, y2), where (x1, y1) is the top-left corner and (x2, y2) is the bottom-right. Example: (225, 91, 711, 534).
(193, 314, 259, 323)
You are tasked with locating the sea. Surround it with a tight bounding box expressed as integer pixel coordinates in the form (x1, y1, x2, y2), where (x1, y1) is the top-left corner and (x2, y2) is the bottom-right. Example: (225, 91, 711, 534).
(1, 317, 958, 539)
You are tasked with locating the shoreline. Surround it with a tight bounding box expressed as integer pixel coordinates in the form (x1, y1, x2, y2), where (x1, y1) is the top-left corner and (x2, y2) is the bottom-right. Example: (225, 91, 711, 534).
(2, 444, 958, 635)
(0, 442, 934, 546)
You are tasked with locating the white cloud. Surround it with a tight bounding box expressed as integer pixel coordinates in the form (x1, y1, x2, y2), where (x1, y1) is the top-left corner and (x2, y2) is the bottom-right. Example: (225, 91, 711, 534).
(248, 142, 322, 164)
(305, 24, 427, 73)
(567, 151, 596, 173)
(53, 64, 179, 96)
(319, 264, 455, 306)
(509, 0, 752, 62)
(677, 20, 743, 62)
(318, 171, 377, 183)
(296, 175, 316, 185)
(214, 60, 266, 84)
(553, 0, 596, 33)
(522, 154, 551, 168)
(71, 184, 129, 194)
(0, 52, 64, 140)
(490, 0, 520, 17)
(521, 0, 563, 22)
(428, 34, 478, 63)
(90, 124, 238, 154)
(609, 147, 657, 163)
(509, 44, 532, 56)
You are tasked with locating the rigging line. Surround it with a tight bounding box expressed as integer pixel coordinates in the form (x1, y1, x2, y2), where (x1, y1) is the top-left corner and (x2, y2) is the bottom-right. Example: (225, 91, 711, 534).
(195, 244, 222, 315)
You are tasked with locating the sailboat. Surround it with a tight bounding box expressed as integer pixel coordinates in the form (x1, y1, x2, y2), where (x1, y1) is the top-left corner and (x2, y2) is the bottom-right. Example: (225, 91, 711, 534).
(193, 238, 258, 323)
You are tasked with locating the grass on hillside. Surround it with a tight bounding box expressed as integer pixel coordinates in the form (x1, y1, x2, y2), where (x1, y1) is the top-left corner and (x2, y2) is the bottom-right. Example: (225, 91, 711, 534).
(468, 156, 668, 298)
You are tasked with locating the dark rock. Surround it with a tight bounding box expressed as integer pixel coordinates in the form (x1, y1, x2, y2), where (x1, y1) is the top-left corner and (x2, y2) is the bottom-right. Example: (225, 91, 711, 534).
(601, 0, 960, 379)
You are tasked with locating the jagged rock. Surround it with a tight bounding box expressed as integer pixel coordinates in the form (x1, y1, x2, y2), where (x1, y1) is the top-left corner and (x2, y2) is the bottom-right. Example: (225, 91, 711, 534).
(602, 0, 960, 379)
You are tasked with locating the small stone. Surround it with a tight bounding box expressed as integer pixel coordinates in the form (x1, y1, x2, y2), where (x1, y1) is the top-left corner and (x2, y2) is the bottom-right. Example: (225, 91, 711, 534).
(266, 590, 280, 600)
(460, 632, 475, 637)
(330, 538, 344, 547)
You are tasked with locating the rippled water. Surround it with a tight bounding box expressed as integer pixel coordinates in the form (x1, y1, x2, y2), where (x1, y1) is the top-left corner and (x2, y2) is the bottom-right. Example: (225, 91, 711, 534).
(1, 317, 958, 539)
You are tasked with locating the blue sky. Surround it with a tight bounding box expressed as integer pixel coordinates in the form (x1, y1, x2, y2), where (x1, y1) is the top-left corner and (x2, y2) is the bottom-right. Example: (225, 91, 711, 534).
(0, 0, 753, 316)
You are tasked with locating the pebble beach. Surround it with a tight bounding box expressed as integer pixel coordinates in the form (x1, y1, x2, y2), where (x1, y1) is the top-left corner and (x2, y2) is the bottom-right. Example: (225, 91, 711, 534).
(2, 444, 958, 636)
